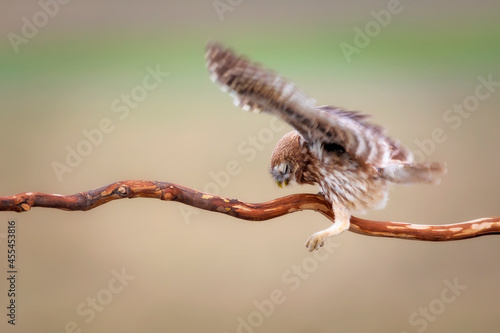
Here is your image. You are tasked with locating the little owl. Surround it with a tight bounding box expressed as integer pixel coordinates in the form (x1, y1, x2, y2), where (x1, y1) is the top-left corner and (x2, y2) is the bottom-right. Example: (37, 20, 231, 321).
(205, 42, 446, 251)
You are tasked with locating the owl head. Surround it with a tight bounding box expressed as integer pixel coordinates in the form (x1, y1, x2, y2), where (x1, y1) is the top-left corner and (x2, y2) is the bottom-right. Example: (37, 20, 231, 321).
(270, 131, 310, 188)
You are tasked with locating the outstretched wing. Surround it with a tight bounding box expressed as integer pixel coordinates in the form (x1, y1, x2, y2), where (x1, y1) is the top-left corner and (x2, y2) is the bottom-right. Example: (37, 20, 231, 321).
(205, 42, 412, 166)
(316, 105, 413, 163)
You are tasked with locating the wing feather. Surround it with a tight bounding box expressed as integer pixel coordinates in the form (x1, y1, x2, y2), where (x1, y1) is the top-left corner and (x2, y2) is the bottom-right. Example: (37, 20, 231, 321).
(205, 42, 412, 166)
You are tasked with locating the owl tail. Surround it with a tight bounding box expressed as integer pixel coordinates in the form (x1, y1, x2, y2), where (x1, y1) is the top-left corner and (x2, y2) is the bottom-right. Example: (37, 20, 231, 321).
(382, 162, 447, 185)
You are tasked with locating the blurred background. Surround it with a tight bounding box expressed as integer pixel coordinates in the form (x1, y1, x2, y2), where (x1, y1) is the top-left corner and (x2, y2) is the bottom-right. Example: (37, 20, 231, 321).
(1, 0, 499, 332)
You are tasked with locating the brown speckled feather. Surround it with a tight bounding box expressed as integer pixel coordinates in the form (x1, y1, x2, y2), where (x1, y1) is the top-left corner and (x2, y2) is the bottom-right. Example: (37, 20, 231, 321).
(205, 42, 412, 166)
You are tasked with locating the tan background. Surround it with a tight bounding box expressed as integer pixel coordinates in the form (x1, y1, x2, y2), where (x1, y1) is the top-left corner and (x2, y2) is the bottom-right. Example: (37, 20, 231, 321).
(1, 0, 500, 332)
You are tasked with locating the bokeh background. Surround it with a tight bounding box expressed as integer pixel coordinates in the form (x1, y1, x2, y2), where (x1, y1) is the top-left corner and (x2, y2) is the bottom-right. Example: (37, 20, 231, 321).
(1, 1, 500, 332)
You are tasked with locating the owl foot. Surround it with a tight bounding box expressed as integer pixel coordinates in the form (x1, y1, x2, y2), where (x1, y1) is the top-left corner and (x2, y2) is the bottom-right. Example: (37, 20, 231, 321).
(305, 231, 331, 251)
(305, 226, 348, 251)
(305, 205, 351, 251)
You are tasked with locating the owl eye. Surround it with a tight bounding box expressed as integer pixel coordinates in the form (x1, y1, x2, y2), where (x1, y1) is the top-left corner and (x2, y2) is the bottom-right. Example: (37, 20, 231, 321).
(283, 164, 291, 174)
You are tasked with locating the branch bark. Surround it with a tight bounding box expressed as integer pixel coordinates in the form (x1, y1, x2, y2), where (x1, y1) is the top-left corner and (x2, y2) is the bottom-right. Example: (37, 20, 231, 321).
(1, 180, 499, 241)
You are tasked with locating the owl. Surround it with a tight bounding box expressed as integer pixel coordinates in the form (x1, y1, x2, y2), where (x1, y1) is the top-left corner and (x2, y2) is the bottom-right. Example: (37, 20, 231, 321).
(205, 43, 446, 251)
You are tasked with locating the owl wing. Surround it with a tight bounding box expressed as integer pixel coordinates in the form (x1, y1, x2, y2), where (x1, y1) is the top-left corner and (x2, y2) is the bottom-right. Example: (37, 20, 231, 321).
(205, 42, 412, 166)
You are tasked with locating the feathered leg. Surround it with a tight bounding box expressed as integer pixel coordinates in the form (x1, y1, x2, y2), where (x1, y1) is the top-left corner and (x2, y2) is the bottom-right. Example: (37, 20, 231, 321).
(305, 204, 350, 251)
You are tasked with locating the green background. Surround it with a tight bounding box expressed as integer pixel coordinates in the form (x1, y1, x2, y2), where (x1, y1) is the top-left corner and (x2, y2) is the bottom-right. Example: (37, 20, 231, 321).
(1, 1, 499, 332)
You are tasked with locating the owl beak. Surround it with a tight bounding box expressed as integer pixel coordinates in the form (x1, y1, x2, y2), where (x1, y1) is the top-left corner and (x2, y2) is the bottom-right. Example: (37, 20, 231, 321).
(276, 179, 290, 188)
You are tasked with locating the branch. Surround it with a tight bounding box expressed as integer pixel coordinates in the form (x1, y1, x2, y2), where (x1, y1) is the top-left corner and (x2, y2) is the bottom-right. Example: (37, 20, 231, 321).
(1, 180, 499, 241)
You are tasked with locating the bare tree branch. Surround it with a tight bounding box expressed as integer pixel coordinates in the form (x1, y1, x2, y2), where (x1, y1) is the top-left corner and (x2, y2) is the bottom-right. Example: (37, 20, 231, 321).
(1, 180, 499, 241)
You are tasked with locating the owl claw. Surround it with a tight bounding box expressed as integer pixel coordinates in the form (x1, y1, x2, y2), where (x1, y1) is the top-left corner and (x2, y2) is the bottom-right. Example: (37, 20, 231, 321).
(305, 231, 328, 251)
(305, 221, 349, 251)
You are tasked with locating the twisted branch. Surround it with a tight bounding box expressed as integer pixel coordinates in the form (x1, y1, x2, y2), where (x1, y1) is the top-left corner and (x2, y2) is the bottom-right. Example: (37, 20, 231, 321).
(1, 180, 499, 241)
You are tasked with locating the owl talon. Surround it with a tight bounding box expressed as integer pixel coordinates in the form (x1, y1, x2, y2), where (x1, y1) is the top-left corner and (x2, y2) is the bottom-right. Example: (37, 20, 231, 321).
(305, 231, 328, 251)
(305, 207, 350, 251)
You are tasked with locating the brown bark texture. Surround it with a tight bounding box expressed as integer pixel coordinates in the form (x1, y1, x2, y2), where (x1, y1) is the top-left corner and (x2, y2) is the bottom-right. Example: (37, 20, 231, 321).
(1, 180, 499, 241)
